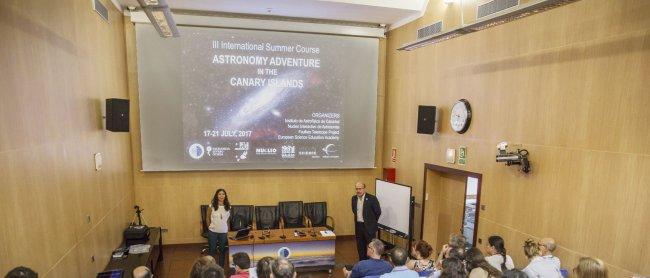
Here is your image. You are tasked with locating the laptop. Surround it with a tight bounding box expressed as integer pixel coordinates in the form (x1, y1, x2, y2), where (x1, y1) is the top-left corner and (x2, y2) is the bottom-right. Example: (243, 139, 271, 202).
(229, 227, 252, 240)
(97, 269, 124, 278)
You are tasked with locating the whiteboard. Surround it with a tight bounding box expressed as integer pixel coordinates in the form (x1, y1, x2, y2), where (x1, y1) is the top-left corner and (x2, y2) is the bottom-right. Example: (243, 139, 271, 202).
(376, 179, 412, 237)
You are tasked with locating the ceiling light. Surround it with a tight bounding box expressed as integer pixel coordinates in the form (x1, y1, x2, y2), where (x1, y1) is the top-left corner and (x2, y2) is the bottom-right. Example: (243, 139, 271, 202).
(443, 0, 456, 4)
(136, 0, 179, 37)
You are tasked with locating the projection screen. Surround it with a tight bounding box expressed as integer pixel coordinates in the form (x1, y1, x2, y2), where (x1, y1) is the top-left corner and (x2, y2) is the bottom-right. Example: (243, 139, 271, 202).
(135, 24, 378, 171)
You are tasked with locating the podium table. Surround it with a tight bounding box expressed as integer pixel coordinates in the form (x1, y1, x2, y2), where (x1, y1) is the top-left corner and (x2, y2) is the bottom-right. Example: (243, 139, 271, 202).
(104, 227, 163, 278)
(228, 227, 335, 271)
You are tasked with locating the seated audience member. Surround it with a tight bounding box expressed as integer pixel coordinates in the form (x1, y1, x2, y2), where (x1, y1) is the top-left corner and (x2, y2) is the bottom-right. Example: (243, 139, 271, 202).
(381, 247, 419, 278)
(485, 236, 515, 271)
(522, 239, 561, 278)
(343, 239, 393, 278)
(133, 266, 153, 278)
(407, 240, 436, 272)
(539, 238, 561, 268)
(437, 234, 467, 264)
(271, 257, 296, 278)
(573, 257, 608, 278)
(253, 256, 275, 278)
(430, 246, 466, 278)
(231, 252, 252, 278)
(5, 266, 37, 278)
(500, 269, 528, 278)
(466, 248, 502, 278)
(190, 255, 224, 278)
(439, 258, 467, 278)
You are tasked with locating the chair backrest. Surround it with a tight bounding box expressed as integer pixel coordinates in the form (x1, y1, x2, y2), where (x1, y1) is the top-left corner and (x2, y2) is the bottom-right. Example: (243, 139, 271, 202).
(279, 201, 305, 228)
(304, 202, 327, 227)
(229, 205, 254, 231)
(255, 206, 280, 230)
(200, 205, 209, 237)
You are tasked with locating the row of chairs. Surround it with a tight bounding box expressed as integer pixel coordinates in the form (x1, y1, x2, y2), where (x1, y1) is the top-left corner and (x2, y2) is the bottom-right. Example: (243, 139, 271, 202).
(200, 201, 335, 240)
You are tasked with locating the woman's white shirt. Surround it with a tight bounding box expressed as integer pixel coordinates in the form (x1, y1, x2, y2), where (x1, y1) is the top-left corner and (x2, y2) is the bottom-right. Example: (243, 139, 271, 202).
(209, 204, 230, 233)
(485, 254, 515, 271)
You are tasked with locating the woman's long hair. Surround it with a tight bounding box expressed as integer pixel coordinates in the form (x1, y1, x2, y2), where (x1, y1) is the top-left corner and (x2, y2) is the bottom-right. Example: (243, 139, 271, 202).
(466, 247, 501, 277)
(440, 258, 467, 278)
(212, 188, 231, 211)
(488, 235, 508, 271)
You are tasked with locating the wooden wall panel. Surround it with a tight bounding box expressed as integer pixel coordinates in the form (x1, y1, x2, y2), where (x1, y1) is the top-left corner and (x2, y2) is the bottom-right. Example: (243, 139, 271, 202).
(385, 0, 649, 276)
(125, 22, 386, 243)
(0, 0, 134, 276)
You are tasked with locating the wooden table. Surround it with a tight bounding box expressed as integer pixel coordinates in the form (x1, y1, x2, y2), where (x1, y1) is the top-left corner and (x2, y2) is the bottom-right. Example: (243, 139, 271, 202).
(228, 227, 336, 271)
(104, 227, 163, 278)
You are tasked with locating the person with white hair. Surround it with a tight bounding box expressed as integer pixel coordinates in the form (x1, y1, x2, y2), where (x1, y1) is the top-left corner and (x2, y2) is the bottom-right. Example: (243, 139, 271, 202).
(539, 238, 561, 268)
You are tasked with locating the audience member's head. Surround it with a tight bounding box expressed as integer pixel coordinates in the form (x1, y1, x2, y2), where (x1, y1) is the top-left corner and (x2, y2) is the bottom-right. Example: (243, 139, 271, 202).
(446, 246, 465, 260)
(440, 258, 467, 278)
(232, 252, 251, 272)
(539, 238, 557, 256)
(5, 267, 37, 278)
(449, 234, 467, 249)
(132, 266, 152, 278)
(190, 255, 223, 278)
(256, 257, 275, 278)
(523, 239, 540, 259)
(466, 247, 501, 277)
(573, 257, 608, 278)
(367, 238, 385, 259)
(412, 240, 433, 260)
(501, 269, 528, 278)
(388, 247, 409, 267)
(487, 235, 508, 272)
(272, 257, 296, 278)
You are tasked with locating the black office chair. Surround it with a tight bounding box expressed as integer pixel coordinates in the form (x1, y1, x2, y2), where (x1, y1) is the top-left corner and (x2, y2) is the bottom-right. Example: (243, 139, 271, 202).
(229, 205, 254, 231)
(304, 202, 335, 231)
(279, 201, 306, 228)
(255, 206, 280, 230)
(200, 205, 210, 253)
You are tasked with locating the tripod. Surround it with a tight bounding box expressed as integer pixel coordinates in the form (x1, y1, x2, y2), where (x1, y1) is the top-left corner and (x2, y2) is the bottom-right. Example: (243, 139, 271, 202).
(131, 205, 148, 226)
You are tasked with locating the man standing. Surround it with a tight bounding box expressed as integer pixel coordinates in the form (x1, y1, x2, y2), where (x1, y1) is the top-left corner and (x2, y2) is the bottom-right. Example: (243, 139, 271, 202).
(351, 181, 381, 260)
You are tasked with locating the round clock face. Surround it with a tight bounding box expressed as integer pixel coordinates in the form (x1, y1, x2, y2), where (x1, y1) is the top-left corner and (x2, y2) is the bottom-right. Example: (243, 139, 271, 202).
(450, 99, 471, 133)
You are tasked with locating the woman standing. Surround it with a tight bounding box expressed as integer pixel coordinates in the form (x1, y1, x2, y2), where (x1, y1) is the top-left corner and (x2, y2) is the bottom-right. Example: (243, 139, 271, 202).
(208, 188, 231, 267)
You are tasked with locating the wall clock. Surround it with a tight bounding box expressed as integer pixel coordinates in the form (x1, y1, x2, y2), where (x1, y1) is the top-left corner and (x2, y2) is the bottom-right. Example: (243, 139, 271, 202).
(450, 99, 471, 134)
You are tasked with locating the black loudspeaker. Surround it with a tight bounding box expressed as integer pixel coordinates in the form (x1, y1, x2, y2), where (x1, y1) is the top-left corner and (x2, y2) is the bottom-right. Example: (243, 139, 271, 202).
(106, 98, 129, 132)
(417, 105, 439, 134)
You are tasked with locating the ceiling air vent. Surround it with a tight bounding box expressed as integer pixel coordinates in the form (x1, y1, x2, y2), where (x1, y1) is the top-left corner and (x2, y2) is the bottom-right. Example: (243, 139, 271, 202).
(93, 0, 109, 21)
(398, 0, 581, 51)
(417, 21, 443, 40)
(478, 0, 519, 19)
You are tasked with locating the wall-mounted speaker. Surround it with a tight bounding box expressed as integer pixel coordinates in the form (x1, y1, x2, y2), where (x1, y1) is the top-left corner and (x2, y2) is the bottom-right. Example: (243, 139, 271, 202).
(417, 105, 439, 134)
(106, 99, 129, 132)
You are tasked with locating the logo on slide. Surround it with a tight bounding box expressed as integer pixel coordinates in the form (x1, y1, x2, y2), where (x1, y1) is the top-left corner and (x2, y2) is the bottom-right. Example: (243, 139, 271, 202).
(188, 143, 205, 159)
(322, 144, 337, 156)
(277, 247, 291, 258)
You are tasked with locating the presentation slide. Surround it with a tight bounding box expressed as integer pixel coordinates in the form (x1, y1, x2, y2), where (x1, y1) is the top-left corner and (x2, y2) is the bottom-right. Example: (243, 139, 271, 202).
(136, 25, 378, 171)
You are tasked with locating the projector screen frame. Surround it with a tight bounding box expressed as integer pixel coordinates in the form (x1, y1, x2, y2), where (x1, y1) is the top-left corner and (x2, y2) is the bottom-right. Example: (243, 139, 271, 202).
(375, 178, 414, 239)
(134, 24, 380, 171)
